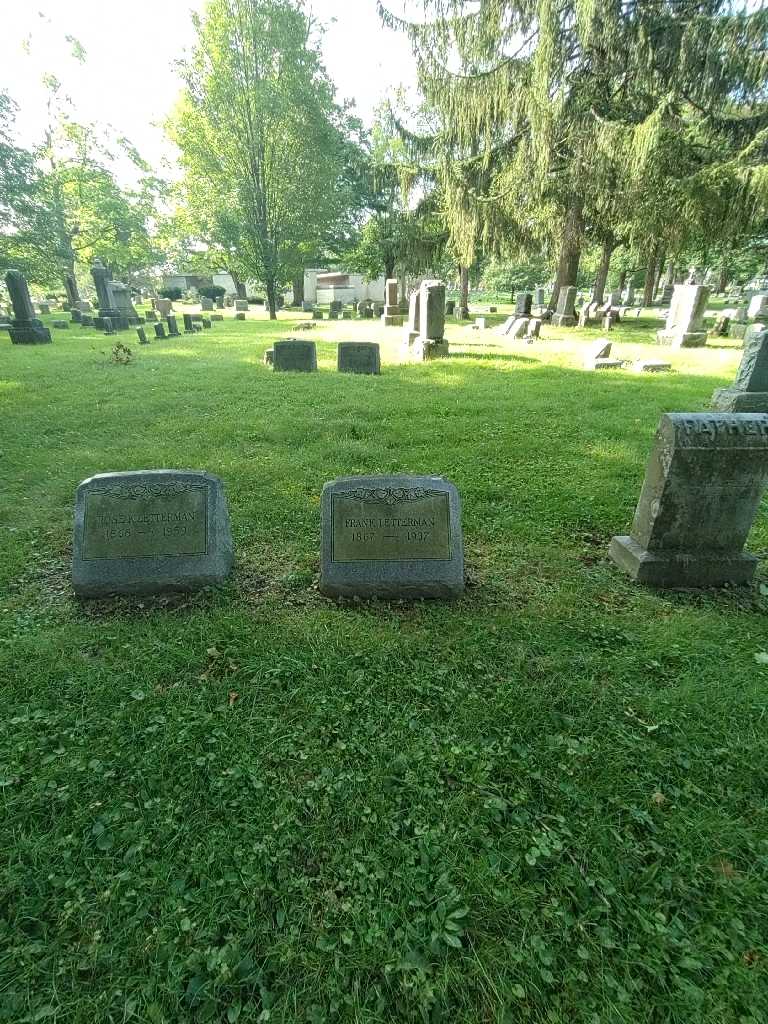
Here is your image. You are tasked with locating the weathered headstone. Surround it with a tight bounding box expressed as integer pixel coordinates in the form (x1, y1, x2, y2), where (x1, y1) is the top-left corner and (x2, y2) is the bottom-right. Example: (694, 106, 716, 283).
(445, 300, 456, 316)
(584, 339, 622, 370)
(64, 272, 80, 309)
(383, 279, 403, 326)
(533, 286, 545, 308)
(91, 261, 123, 323)
(337, 342, 381, 375)
(609, 413, 768, 587)
(264, 348, 274, 366)
(747, 294, 768, 320)
(154, 323, 167, 339)
(474, 317, 486, 331)
(657, 284, 709, 348)
(235, 299, 249, 312)
(712, 325, 768, 412)
(552, 286, 577, 327)
(415, 279, 448, 359)
(136, 327, 149, 345)
(202, 317, 211, 329)
(211, 314, 224, 322)
(235, 312, 246, 321)
(200, 296, 214, 311)
(103, 318, 115, 335)
(155, 298, 172, 316)
(4, 270, 52, 344)
(515, 292, 532, 316)
(273, 339, 317, 372)
(144, 310, 157, 322)
(341, 310, 352, 320)
(167, 316, 180, 337)
(216, 296, 225, 309)
(328, 309, 339, 320)
(110, 281, 138, 322)
(659, 284, 674, 305)
(319, 475, 464, 599)
(525, 318, 542, 342)
(72, 470, 234, 597)
(183, 313, 194, 333)
(37, 302, 50, 315)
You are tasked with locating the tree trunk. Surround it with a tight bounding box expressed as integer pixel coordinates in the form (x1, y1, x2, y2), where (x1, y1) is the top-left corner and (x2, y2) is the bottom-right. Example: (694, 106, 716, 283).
(664, 260, 676, 288)
(234, 277, 247, 300)
(550, 197, 584, 311)
(592, 237, 615, 305)
(459, 264, 470, 318)
(266, 277, 277, 320)
(642, 247, 658, 308)
(292, 273, 304, 307)
(384, 254, 396, 281)
(717, 252, 729, 293)
(617, 270, 627, 293)
(653, 248, 666, 300)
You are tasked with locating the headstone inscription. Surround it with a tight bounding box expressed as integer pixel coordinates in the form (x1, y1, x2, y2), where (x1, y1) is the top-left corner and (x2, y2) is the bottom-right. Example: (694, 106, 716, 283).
(272, 339, 317, 372)
(337, 342, 381, 375)
(657, 285, 709, 347)
(712, 325, 768, 412)
(319, 475, 465, 599)
(72, 470, 234, 597)
(552, 286, 577, 327)
(609, 413, 768, 587)
(584, 339, 622, 370)
(4, 270, 52, 344)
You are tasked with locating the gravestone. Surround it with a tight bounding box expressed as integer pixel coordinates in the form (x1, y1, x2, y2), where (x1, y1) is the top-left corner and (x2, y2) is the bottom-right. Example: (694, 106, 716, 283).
(77, 300, 92, 313)
(584, 339, 621, 369)
(608, 290, 622, 308)
(4, 270, 52, 344)
(414, 280, 448, 359)
(747, 294, 768, 320)
(533, 286, 545, 308)
(634, 360, 671, 373)
(474, 317, 486, 331)
(154, 323, 167, 339)
(235, 299, 249, 312)
(200, 296, 214, 311)
(264, 349, 274, 366)
(91, 260, 122, 323)
(330, 300, 343, 315)
(657, 285, 709, 347)
(302, 301, 314, 313)
(52, 320, 68, 329)
(341, 310, 352, 320)
(202, 317, 211, 329)
(192, 324, 203, 333)
(136, 327, 149, 345)
(552, 286, 577, 327)
(319, 475, 464, 599)
(273, 339, 317, 372)
(234, 312, 245, 320)
(72, 470, 234, 597)
(337, 342, 381, 375)
(212, 314, 224, 322)
(659, 284, 674, 305)
(71, 309, 83, 324)
(216, 296, 225, 309)
(110, 281, 138, 322)
(509, 317, 529, 339)
(103, 319, 115, 335)
(712, 325, 768, 412)
(313, 309, 324, 320)
(155, 298, 172, 316)
(515, 292, 532, 316)
(64, 272, 80, 309)
(329, 309, 339, 320)
(38, 302, 50, 315)
(445, 300, 456, 316)
(609, 413, 768, 587)
(167, 316, 180, 336)
(183, 313, 194, 333)
(525, 318, 542, 341)
(383, 279, 403, 327)
(144, 310, 157, 322)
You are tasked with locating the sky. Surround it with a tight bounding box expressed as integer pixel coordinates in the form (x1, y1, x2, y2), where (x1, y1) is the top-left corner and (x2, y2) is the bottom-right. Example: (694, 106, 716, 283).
(0, 0, 421, 183)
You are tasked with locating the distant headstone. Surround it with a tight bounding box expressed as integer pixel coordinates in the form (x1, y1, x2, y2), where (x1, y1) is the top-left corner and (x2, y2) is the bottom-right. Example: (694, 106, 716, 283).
(609, 413, 768, 587)
(4, 270, 52, 344)
(183, 313, 194, 333)
(155, 298, 172, 316)
(302, 301, 314, 313)
(509, 317, 529, 339)
(515, 292, 532, 316)
(328, 309, 339, 320)
(91, 260, 122, 323)
(235, 299, 249, 312)
(383, 278, 403, 326)
(64, 272, 80, 308)
(273, 339, 317, 372)
(341, 310, 352, 320)
(533, 286, 545, 308)
(657, 285, 709, 347)
(52, 320, 69, 329)
(202, 317, 211, 329)
(712, 325, 768, 412)
(445, 300, 456, 316)
(634, 360, 671, 373)
(216, 296, 225, 309)
(144, 310, 157, 322)
(235, 312, 246, 321)
(417, 279, 447, 358)
(583, 339, 617, 370)
(38, 302, 50, 315)
(103, 319, 115, 335)
(154, 323, 167, 339)
(747, 294, 768, 320)
(167, 316, 180, 336)
(312, 310, 324, 320)
(71, 309, 82, 324)
(110, 281, 138, 321)
(319, 475, 465, 599)
(72, 470, 234, 598)
(338, 342, 381, 375)
(200, 296, 214, 311)
(211, 314, 224, 322)
(525, 318, 542, 341)
(136, 327, 149, 345)
(474, 317, 486, 330)
(552, 286, 577, 327)
(264, 348, 274, 366)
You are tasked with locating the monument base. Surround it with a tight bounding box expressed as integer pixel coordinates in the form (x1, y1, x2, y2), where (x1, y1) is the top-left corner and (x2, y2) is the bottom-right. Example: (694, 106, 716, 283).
(9, 320, 52, 344)
(609, 535, 758, 588)
(587, 358, 623, 370)
(711, 388, 768, 412)
(656, 329, 707, 348)
(552, 314, 576, 327)
(729, 322, 749, 341)
(383, 314, 404, 327)
(635, 361, 671, 373)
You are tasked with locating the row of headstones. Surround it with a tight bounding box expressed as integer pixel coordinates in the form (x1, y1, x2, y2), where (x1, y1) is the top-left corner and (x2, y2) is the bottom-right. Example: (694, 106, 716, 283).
(263, 340, 380, 374)
(70, 411, 768, 599)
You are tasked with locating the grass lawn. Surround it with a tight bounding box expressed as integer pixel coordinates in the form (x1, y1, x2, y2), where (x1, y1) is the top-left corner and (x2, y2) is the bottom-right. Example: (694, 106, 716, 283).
(1, 304, 767, 1024)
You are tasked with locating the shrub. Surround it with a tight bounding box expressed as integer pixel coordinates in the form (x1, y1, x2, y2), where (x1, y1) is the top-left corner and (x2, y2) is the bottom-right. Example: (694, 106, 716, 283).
(198, 285, 226, 300)
(160, 287, 183, 301)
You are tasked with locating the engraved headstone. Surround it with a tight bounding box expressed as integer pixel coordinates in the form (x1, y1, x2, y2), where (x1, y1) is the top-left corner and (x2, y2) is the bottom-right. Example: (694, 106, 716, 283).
(383, 278, 403, 326)
(337, 342, 381, 375)
(320, 475, 464, 599)
(273, 339, 317, 372)
(72, 470, 234, 597)
(552, 286, 577, 327)
(609, 413, 768, 587)
(154, 323, 166, 339)
(200, 296, 214, 311)
(4, 270, 52, 344)
(712, 325, 768, 411)
(183, 313, 194, 333)
(657, 285, 709, 347)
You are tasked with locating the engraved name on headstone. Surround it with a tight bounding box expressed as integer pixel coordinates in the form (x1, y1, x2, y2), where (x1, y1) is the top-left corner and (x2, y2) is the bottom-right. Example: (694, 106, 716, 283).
(337, 342, 381, 374)
(72, 470, 234, 597)
(609, 413, 768, 587)
(320, 475, 464, 599)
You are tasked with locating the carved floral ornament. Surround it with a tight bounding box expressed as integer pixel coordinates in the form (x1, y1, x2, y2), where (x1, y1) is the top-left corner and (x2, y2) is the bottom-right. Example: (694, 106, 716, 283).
(340, 487, 443, 506)
(92, 481, 205, 501)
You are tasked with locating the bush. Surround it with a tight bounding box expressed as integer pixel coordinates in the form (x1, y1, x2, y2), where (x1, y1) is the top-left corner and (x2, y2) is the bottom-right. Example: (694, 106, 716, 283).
(247, 295, 265, 305)
(198, 285, 226, 300)
(160, 287, 183, 301)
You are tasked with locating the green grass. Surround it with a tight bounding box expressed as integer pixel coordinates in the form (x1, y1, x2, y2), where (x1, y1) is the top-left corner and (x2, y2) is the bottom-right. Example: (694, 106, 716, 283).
(1, 306, 767, 1024)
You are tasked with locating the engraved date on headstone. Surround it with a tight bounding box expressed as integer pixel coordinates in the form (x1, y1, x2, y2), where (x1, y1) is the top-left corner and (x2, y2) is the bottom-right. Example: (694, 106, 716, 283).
(331, 488, 450, 562)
